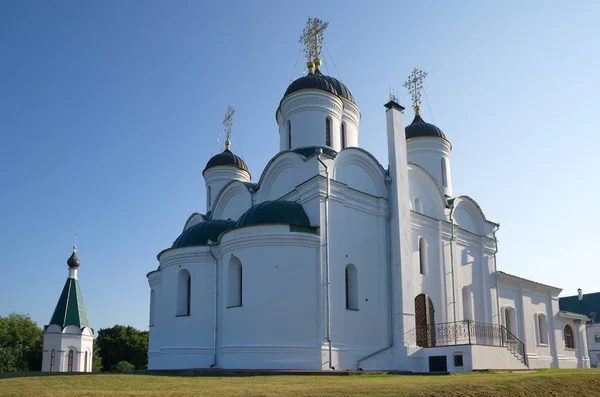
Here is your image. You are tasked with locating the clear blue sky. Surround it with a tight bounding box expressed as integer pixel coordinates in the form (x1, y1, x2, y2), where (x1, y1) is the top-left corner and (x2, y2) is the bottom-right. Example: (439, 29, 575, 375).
(1, 1, 599, 331)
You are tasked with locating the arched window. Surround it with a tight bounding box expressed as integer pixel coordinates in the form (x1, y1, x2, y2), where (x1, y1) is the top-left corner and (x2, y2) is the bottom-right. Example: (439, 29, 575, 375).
(462, 286, 473, 321)
(228, 257, 243, 307)
(207, 185, 212, 208)
(288, 120, 292, 149)
(345, 264, 358, 310)
(149, 289, 155, 326)
(595, 334, 600, 343)
(341, 122, 346, 149)
(325, 118, 331, 147)
(504, 306, 517, 335)
(441, 158, 448, 187)
(564, 325, 575, 349)
(67, 349, 74, 372)
(50, 349, 55, 372)
(84, 351, 89, 372)
(177, 269, 191, 316)
(537, 313, 548, 344)
(418, 237, 428, 275)
(414, 197, 423, 214)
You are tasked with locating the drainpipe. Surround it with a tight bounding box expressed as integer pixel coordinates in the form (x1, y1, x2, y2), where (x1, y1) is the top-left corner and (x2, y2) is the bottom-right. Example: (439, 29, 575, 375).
(208, 242, 219, 368)
(492, 225, 501, 324)
(316, 149, 333, 369)
(448, 198, 457, 323)
(356, 173, 394, 370)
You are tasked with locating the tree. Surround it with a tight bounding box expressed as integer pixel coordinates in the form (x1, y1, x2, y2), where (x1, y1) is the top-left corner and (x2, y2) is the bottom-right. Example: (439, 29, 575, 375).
(92, 342, 103, 372)
(96, 325, 148, 371)
(0, 313, 43, 373)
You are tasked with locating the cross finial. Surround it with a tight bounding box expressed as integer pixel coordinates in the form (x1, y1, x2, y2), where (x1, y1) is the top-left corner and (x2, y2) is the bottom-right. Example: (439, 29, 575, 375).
(299, 17, 329, 71)
(223, 106, 235, 150)
(73, 232, 78, 252)
(403, 68, 428, 115)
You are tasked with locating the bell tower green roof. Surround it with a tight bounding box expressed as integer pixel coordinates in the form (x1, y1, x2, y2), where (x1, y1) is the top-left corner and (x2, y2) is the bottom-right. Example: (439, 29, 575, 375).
(48, 277, 90, 330)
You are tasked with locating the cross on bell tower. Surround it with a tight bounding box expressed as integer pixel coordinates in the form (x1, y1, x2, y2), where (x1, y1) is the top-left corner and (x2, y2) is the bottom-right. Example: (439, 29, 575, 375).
(298, 17, 329, 73)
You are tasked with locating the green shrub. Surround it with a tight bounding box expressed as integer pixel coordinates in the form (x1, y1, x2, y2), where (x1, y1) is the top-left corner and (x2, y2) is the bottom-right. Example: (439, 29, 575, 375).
(111, 361, 135, 373)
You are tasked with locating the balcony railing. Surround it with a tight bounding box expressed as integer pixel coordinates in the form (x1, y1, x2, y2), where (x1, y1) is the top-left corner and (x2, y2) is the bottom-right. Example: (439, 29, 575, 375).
(408, 320, 527, 366)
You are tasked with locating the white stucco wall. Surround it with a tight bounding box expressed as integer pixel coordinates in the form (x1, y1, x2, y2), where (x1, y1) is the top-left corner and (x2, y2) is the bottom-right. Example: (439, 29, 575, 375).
(42, 326, 93, 372)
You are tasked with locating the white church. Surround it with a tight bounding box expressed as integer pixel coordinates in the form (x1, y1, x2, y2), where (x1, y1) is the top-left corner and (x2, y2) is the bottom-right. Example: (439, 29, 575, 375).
(146, 19, 590, 372)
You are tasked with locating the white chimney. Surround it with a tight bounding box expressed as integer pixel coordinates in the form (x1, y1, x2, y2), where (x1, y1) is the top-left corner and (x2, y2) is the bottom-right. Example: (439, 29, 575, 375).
(578, 288, 583, 301)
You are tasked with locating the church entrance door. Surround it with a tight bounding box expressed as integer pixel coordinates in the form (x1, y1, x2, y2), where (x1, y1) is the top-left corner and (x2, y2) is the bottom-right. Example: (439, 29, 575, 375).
(415, 294, 436, 347)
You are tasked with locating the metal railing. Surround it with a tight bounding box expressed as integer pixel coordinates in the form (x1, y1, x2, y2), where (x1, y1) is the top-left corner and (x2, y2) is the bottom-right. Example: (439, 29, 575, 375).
(408, 320, 527, 366)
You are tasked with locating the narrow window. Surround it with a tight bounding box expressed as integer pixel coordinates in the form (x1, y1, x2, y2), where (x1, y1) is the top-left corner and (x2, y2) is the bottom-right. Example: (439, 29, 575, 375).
(50, 349, 55, 372)
(228, 257, 243, 307)
(537, 313, 548, 344)
(177, 269, 191, 316)
(454, 353, 464, 367)
(504, 307, 517, 335)
(67, 350, 74, 372)
(462, 286, 473, 321)
(325, 118, 331, 147)
(441, 158, 448, 187)
(288, 120, 292, 149)
(149, 289, 155, 326)
(595, 334, 600, 343)
(345, 264, 358, 310)
(418, 237, 427, 275)
(341, 123, 346, 149)
(84, 351, 88, 372)
(414, 197, 423, 213)
(207, 185, 212, 208)
(564, 325, 575, 349)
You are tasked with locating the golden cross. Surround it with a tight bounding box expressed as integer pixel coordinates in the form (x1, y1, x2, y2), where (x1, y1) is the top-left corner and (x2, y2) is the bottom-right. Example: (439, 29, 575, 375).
(403, 68, 428, 112)
(299, 17, 329, 63)
(223, 106, 235, 149)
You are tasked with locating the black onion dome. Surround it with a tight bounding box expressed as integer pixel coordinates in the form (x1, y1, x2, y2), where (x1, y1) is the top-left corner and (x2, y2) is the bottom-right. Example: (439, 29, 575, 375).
(283, 69, 355, 104)
(405, 114, 447, 140)
(203, 149, 248, 175)
(172, 219, 236, 248)
(67, 249, 80, 269)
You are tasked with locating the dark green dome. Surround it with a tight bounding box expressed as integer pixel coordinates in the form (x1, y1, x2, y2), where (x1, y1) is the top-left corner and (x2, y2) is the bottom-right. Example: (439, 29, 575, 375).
(236, 201, 311, 228)
(203, 149, 248, 175)
(172, 219, 236, 248)
(405, 113, 446, 140)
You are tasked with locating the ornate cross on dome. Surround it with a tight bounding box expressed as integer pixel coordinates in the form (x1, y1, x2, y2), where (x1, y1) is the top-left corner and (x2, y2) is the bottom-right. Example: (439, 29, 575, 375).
(73, 232, 78, 251)
(403, 68, 428, 115)
(223, 106, 235, 150)
(299, 17, 329, 66)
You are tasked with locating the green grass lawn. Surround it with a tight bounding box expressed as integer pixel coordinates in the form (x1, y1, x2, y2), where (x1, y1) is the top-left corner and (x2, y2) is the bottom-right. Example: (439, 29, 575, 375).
(1, 369, 599, 396)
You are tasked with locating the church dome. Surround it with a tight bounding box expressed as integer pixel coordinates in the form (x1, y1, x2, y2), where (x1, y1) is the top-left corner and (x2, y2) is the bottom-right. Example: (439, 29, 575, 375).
(67, 248, 80, 269)
(203, 149, 248, 175)
(236, 201, 311, 228)
(172, 219, 236, 248)
(283, 69, 355, 104)
(405, 113, 446, 140)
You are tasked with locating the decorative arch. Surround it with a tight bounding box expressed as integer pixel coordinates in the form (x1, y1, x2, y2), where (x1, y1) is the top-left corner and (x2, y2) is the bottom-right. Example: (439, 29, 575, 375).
(177, 269, 191, 316)
(256, 153, 304, 202)
(345, 264, 358, 310)
(332, 148, 388, 198)
(413, 197, 423, 214)
(452, 196, 494, 235)
(408, 163, 447, 220)
(415, 294, 435, 347)
(228, 257, 243, 308)
(503, 306, 517, 335)
(211, 180, 253, 222)
(183, 213, 207, 232)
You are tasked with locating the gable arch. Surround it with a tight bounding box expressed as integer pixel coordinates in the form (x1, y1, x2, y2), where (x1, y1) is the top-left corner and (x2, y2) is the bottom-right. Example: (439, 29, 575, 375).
(256, 152, 306, 202)
(408, 163, 447, 220)
(452, 196, 488, 235)
(211, 180, 253, 222)
(183, 213, 207, 232)
(332, 148, 387, 198)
